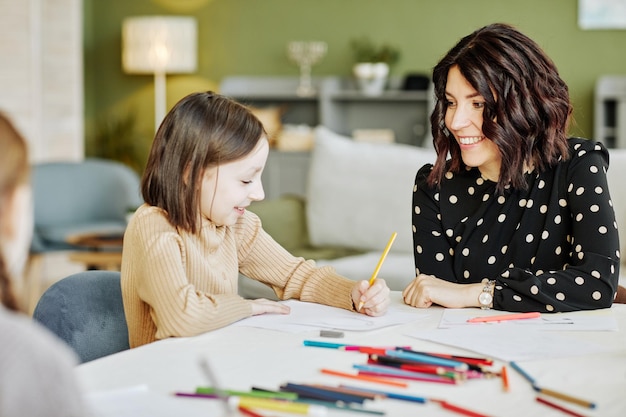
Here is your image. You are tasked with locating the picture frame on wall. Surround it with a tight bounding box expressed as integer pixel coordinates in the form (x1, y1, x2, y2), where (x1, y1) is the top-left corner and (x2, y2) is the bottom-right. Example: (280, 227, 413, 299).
(579, 0, 626, 29)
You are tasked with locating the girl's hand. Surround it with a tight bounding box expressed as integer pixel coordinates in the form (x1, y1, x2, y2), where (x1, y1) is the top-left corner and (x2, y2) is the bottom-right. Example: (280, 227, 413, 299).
(402, 274, 483, 309)
(250, 298, 291, 316)
(351, 279, 390, 316)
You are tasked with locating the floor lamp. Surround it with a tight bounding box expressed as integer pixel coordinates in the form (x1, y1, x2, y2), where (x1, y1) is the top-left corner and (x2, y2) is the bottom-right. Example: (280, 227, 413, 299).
(122, 16, 197, 132)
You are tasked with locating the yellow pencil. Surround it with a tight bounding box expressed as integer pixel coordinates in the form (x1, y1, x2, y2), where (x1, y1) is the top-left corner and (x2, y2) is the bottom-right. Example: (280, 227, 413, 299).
(357, 232, 397, 311)
(228, 396, 327, 416)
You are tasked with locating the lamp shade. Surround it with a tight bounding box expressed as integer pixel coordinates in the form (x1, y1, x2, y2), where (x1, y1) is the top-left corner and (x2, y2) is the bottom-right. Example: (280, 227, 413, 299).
(122, 16, 197, 74)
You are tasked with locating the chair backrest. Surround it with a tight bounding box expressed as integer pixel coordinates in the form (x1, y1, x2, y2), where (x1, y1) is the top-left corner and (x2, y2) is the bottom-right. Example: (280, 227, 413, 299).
(30, 158, 143, 253)
(32, 270, 130, 363)
(32, 158, 142, 226)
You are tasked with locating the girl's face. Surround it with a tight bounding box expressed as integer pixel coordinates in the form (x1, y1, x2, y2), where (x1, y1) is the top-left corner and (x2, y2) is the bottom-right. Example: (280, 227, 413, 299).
(444, 65, 501, 182)
(200, 138, 269, 226)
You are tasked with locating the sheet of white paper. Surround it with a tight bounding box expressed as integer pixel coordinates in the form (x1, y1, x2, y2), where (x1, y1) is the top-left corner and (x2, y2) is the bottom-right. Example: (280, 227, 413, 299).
(439, 308, 619, 331)
(405, 326, 612, 362)
(232, 300, 426, 333)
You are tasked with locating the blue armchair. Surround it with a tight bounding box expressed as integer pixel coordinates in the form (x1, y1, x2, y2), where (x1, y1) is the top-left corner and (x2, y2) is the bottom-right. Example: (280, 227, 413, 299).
(30, 158, 143, 253)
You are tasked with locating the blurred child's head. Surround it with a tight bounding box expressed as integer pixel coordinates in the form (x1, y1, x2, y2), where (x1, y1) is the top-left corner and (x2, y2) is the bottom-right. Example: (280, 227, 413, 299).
(0, 113, 33, 311)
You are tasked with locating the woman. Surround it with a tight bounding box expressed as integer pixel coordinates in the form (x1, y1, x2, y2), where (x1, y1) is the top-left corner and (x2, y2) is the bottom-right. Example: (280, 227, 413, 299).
(0, 113, 88, 416)
(403, 23, 621, 313)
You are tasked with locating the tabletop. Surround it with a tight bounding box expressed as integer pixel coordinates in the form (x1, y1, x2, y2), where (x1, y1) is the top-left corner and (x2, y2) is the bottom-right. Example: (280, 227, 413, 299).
(76, 293, 626, 417)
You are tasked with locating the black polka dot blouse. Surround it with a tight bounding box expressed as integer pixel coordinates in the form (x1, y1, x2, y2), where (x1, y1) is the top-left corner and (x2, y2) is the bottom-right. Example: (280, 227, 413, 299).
(412, 138, 620, 312)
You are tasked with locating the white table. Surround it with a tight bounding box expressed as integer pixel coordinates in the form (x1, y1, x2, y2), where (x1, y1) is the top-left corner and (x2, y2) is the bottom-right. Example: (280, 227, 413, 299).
(77, 293, 626, 417)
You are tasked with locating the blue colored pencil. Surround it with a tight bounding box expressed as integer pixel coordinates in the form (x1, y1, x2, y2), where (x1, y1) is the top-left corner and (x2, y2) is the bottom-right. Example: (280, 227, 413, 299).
(281, 382, 367, 404)
(384, 349, 469, 370)
(339, 385, 428, 404)
(302, 340, 348, 349)
(509, 361, 536, 385)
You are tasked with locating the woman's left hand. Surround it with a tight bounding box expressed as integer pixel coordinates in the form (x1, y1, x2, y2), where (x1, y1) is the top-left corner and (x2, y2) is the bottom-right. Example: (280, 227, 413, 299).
(351, 279, 390, 316)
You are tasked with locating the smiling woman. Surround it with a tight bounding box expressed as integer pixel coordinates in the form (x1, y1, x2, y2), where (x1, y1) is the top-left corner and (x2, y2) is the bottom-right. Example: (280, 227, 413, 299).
(402, 23, 621, 314)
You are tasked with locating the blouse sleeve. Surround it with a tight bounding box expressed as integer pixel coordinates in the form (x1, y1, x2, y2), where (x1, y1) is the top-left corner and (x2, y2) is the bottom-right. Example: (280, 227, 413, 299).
(496, 142, 620, 312)
(412, 163, 458, 281)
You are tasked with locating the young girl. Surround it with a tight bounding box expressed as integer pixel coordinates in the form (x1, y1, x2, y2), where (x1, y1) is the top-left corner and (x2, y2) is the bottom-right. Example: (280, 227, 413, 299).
(0, 113, 87, 416)
(121, 91, 390, 348)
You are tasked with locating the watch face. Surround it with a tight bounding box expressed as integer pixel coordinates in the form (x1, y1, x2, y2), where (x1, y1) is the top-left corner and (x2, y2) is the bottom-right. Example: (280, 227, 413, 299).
(479, 291, 493, 306)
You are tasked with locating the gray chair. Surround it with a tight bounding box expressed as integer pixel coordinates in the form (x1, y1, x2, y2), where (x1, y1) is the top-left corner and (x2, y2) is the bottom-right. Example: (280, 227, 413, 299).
(32, 270, 130, 363)
(30, 158, 143, 253)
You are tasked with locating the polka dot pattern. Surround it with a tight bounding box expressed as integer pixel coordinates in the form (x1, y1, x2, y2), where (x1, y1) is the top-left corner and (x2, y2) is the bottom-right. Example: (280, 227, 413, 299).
(411, 138, 620, 313)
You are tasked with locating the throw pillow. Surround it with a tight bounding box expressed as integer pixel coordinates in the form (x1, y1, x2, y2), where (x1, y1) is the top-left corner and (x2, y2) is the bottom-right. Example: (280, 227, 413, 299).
(306, 126, 436, 255)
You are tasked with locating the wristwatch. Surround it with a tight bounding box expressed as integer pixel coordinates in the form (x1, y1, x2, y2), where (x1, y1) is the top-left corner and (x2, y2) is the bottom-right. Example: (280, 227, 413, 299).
(478, 279, 496, 310)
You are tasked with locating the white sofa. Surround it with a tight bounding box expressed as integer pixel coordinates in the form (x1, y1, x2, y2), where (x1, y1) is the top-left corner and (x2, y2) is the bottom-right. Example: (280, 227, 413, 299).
(239, 126, 626, 299)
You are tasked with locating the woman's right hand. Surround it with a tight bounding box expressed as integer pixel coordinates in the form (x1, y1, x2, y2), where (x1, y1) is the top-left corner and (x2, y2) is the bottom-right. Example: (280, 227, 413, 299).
(250, 298, 291, 316)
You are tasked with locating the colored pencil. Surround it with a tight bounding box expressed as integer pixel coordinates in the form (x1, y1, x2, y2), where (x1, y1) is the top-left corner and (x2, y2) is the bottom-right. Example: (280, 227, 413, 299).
(357, 231, 396, 311)
(535, 396, 589, 417)
(309, 384, 379, 400)
(174, 392, 220, 399)
(303, 340, 348, 349)
(467, 311, 541, 323)
(431, 399, 491, 417)
(281, 383, 367, 404)
(197, 386, 298, 400)
(339, 385, 428, 404)
(501, 365, 509, 392)
(534, 386, 596, 409)
(509, 361, 536, 385)
(368, 356, 461, 379)
(385, 349, 469, 370)
(396, 347, 491, 369)
(228, 396, 326, 416)
(320, 368, 408, 387)
(238, 406, 267, 417)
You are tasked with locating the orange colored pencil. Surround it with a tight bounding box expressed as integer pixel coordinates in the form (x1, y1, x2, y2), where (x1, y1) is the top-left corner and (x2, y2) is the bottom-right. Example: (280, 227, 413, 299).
(320, 368, 408, 387)
(501, 365, 509, 392)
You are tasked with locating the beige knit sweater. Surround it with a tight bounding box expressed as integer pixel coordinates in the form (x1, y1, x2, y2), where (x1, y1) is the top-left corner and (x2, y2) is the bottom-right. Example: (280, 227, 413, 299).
(121, 204, 356, 348)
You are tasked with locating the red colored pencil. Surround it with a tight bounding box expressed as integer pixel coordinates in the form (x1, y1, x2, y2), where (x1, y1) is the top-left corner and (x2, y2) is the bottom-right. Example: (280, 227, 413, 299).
(431, 399, 490, 417)
(536, 396, 588, 417)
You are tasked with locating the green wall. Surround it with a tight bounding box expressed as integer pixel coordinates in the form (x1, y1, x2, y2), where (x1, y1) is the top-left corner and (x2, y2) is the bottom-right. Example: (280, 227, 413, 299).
(84, 0, 626, 163)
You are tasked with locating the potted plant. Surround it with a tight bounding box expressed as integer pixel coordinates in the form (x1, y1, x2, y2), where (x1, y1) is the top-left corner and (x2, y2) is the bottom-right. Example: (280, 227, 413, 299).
(350, 37, 400, 95)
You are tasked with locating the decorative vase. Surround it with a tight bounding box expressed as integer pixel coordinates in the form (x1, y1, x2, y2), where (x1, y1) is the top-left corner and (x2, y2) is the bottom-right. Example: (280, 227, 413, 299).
(353, 62, 389, 96)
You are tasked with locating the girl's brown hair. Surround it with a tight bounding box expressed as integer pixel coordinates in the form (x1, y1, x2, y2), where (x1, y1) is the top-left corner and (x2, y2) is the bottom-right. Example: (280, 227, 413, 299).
(429, 23, 572, 193)
(141, 91, 266, 234)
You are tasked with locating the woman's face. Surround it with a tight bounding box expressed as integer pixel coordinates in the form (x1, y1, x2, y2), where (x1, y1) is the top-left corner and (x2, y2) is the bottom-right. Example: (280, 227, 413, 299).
(444, 65, 501, 182)
(199, 138, 269, 226)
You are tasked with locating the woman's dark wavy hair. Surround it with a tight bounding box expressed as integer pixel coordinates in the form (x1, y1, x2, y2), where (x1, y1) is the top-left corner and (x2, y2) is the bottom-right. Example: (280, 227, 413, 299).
(429, 23, 572, 193)
(141, 91, 266, 234)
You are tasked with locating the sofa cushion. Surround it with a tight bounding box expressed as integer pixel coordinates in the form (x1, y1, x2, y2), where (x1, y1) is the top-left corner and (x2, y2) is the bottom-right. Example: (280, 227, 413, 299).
(306, 126, 436, 255)
(248, 194, 365, 260)
(248, 195, 308, 252)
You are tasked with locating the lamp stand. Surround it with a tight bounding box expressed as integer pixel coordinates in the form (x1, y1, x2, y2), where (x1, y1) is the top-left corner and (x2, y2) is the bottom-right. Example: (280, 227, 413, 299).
(154, 71, 166, 132)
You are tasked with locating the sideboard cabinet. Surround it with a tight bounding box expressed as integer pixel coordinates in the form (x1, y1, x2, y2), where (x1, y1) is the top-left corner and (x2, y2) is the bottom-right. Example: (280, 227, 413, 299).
(220, 76, 431, 199)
